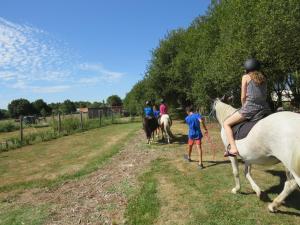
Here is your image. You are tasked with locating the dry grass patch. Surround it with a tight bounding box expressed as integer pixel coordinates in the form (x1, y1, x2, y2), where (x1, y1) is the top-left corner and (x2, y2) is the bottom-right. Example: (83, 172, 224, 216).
(0, 123, 140, 191)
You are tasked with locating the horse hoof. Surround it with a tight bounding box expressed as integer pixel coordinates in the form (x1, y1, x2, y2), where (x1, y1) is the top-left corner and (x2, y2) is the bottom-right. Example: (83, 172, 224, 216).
(231, 188, 239, 194)
(268, 203, 278, 213)
(256, 191, 262, 198)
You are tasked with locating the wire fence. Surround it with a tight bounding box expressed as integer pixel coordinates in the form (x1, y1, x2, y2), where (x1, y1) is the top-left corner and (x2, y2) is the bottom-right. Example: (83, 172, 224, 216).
(0, 111, 140, 152)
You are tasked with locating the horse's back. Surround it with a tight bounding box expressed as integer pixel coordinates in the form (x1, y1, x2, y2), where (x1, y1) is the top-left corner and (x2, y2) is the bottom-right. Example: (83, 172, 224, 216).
(238, 111, 300, 162)
(259, 111, 300, 132)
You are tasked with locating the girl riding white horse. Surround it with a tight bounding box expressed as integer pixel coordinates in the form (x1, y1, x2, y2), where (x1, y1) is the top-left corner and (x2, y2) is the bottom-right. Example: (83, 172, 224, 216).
(223, 59, 271, 157)
(214, 99, 300, 212)
(159, 99, 174, 143)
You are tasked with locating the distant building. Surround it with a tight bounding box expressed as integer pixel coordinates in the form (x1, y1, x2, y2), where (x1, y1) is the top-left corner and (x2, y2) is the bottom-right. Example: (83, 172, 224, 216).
(77, 106, 123, 119)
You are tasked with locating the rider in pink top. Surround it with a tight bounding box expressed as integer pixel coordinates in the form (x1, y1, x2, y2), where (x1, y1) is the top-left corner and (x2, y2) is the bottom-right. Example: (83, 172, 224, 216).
(159, 99, 168, 115)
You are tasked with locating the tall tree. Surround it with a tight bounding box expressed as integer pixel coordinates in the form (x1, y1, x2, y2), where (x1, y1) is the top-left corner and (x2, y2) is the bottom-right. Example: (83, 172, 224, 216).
(125, 0, 300, 112)
(106, 95, 122, 106)
(8, 99, 34, 118)
(60, 100, 76, 114)
(32, 99, 51, 116)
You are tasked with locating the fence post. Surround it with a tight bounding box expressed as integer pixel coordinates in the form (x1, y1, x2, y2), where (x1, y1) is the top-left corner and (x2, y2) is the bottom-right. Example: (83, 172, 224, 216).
(98, 110, 101, 127)
(80, 111, 83, 130)
(111, 110, 114, 124)
(20, 115, 23, 145)
(58, 112, 62, 134)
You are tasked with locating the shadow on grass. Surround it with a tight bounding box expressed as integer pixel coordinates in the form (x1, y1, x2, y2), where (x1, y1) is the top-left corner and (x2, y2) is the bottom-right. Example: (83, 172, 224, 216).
(149, 133, 187, 145)
(259, 170, 300, 214)
(202, 160, 231, 168)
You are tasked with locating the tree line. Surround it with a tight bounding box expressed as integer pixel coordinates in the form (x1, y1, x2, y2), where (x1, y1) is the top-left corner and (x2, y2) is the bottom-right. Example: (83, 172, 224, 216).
(0, 95, 122, 119)
(124, 0, 300, 114)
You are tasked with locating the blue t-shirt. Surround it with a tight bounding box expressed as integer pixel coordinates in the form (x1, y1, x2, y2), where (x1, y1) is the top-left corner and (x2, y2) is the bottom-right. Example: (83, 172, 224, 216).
(154, 110, 160, 118)
(144, 107, 154, 117)
(185, 113, 203, 139)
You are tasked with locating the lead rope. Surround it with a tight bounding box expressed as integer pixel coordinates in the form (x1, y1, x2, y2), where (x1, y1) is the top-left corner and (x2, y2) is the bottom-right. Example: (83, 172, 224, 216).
(204, 108, 217, 161)
(205, 130, 217, 161)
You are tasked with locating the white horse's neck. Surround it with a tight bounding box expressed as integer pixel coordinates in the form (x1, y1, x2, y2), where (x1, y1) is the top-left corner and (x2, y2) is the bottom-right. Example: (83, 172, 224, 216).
(215, 100, 237, 124)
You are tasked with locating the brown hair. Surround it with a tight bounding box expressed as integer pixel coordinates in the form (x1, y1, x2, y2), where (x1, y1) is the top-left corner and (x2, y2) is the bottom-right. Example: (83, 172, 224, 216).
(249, 71, 266, 85)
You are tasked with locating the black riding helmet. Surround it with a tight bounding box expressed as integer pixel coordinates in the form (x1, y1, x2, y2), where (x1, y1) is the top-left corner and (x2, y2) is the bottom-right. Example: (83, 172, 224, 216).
(145, 100, 151, 106)
(160, 98, 165, 104)
(244, 58, 261, 72)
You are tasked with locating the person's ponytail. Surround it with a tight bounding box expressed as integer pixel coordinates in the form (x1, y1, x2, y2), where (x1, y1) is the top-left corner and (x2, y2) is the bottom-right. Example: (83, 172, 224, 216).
(249, 71, 266, 85)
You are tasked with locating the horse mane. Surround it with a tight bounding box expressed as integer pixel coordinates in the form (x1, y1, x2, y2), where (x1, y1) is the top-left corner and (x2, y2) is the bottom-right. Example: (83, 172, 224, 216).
(214, 100, 237, 124)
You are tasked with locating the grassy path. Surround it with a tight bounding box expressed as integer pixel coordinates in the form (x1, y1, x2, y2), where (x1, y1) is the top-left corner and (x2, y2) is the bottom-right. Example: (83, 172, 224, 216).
(0, 121, 299, 225)
(0, 122, 159, 225)
(0, 123, 140, 192)
(125, 122, 300, 225)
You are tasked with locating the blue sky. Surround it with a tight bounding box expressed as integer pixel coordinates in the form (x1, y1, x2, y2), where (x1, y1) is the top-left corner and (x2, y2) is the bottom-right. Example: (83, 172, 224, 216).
(0, 0, 211, 108)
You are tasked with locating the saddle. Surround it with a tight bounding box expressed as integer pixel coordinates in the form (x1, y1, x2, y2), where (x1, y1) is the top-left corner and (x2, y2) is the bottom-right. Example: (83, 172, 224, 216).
(233, 109, 271, 140)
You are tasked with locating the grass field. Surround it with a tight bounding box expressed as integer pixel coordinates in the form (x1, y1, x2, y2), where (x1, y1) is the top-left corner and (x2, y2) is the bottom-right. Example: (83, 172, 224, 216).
(0, 122, 140, 192)
(0, 121, 299, 225)
(125, 122, 300, 225)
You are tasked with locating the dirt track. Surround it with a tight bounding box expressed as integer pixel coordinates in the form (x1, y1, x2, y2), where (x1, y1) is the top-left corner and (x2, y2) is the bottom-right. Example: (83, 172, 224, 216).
(7, 130, 161, 225)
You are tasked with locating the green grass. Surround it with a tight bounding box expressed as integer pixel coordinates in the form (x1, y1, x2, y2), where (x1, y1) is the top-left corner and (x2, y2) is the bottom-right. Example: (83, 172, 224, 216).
(125, 161, 161, 225)
(0, 122, 140, 192)
(1, 121, 299, 224)
(0, 204, 49, 225)
(0, 122, 141, 225)
(125, 122, 300, 225)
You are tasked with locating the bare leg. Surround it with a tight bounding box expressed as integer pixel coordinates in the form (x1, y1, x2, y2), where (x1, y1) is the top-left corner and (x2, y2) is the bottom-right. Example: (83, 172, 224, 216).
(187, 145, 193, 159)
(244, 164, 261, 197)
(230, 156, 241, 194)
(196, 144, 203, 166)
(268, 171, 298, 212)
(223, 111, 246, 154)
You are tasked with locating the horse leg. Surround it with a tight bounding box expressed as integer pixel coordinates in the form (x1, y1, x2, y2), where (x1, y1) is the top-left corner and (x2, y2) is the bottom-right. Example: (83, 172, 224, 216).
(244, 164, 261, 198)
(152, 130, 155, 142)
(161, 122, 165, 141)
(164, 123, 170, 144)
(166, 123, 174, 140)
(230, 156, 241, 194)
(268, 170, 298, 212)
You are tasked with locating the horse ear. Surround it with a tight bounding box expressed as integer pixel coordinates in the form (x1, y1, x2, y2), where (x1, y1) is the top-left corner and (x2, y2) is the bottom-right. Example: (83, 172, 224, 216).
(220, 95, 226, 102)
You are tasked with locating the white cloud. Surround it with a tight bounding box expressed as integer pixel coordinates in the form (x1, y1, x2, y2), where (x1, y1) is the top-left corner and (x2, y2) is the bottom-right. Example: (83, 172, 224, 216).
(0, 17, 125, 94)
(7, 80, 70, 93)
(0, 71, 16, 80)
(31, 85, 70, 93)
(78, 63, 125, 83)
(0, 17, 74, 85)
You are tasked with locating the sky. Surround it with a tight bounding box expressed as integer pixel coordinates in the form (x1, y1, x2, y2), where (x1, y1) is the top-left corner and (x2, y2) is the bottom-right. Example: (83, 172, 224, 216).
(0, 0, 211, 109)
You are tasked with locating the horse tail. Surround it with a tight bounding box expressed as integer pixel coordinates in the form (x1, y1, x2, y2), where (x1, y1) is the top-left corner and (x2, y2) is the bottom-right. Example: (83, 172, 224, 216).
(292, 149, 300, 177)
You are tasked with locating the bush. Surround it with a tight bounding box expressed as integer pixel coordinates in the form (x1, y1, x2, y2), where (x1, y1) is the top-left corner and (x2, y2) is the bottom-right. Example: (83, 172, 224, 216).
(0, 121, 19, 133)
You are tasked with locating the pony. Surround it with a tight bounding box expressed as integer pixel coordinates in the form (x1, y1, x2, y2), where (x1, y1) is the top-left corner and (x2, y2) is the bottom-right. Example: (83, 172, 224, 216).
(159, 114, 174, 144)
(143, 117, 159, 144)
(213, 99, 300, 212)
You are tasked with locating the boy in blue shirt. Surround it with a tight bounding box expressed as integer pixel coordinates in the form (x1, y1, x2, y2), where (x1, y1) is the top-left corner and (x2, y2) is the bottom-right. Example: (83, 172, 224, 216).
(144, 101, 154, 118)
(184, 106, 208, 169)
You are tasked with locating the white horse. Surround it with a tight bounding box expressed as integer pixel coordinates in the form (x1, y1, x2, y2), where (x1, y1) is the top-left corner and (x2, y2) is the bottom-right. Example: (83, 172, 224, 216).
(213, 99, 300, 212)
(159, 114, 174, 144)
